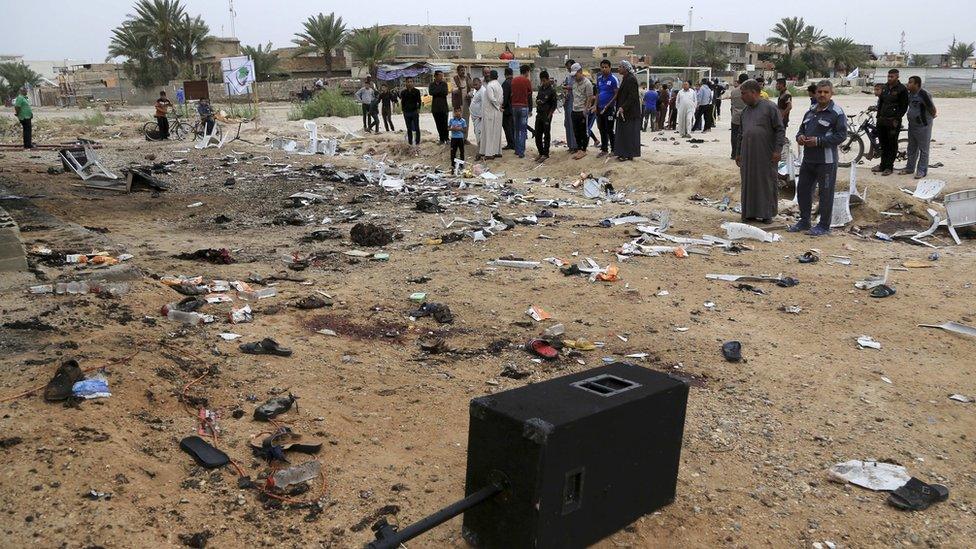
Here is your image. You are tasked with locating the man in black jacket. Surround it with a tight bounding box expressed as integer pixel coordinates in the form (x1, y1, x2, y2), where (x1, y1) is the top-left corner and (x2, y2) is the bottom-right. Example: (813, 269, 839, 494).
(501, 67, 515, 150)
(428, 70, 450, 144)
(533, 70, 558, 161)
(400, 77, 423, 151)
(873, 69, 909, 176)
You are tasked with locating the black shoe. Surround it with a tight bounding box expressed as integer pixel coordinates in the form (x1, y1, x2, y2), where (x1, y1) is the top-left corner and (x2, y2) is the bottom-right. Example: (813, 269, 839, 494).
(44, 359, 83, 402)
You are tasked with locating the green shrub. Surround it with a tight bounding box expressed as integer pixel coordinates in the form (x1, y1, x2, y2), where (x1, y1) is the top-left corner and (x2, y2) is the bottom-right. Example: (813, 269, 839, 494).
(289, 89, 360, 120)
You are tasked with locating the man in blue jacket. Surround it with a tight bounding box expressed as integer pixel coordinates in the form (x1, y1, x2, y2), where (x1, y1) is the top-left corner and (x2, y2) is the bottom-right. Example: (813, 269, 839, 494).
(789, 80, 848, 237)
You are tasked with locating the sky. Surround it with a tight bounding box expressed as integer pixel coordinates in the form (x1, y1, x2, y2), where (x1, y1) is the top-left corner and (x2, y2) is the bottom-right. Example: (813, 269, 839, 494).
(0, 0, 970, 62)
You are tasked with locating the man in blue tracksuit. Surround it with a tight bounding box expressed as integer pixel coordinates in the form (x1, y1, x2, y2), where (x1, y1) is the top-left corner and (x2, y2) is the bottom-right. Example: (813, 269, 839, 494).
(789, 80, 848, 237)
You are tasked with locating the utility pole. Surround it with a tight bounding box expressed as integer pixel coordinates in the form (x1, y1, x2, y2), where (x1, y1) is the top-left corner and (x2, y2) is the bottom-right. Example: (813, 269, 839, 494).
(228, 0, 237, 38)
(899, 31, 906, 56)
(843, 18, 848, 38)
(686, 5, 695, 73)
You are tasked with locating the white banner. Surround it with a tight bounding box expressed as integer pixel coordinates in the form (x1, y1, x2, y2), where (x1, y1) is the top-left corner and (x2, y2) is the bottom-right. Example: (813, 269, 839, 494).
(221, 55, 255, 96)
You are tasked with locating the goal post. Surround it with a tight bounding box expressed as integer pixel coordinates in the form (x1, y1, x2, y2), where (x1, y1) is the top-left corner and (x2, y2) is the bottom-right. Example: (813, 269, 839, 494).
(635, 66, 713, 88)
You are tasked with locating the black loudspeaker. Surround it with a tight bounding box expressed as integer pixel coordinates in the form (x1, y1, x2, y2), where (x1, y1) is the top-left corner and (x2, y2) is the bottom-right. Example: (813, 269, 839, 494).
(461, 362, 689, 549)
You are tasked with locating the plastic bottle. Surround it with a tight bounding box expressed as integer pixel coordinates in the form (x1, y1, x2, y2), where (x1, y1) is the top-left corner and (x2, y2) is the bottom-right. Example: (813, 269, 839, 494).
(55, 281, 90, 294)
(166, 309, 214, 325)
(269, 460, 321, 489)
(239, 287, 277, 300)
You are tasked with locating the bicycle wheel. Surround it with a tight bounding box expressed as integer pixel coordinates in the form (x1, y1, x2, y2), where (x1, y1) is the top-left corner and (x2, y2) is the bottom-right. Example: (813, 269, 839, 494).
(173, 122, 193, 141)
(143, 121, 161, 141)
(893, 138, 910, 171)
(837, 132, 863, 168)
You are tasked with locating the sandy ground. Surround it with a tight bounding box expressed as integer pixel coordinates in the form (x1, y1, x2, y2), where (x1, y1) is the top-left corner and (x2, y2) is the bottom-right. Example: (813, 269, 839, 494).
(0, 93, 974, 549)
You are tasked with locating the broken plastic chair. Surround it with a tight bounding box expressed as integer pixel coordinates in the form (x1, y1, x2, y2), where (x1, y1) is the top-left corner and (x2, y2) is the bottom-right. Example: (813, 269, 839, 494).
(822, 165, 866, 228)
(917, 321, 976, 338)
(270, 137, 299, 152)
(901, 179, 945, 202)
(195, 124, 222, 149)
(58, 143, 118, 181)
(720, 222, 781, 242)
(941, 189, 976, 245)
(453, 158, 466, 176)
(891, 208, 941, 248)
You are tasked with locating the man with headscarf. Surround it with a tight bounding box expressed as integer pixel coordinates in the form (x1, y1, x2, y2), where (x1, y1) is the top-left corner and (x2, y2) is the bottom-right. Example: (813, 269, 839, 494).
(737, 79, 786, 224)
(613, 60, 642, 161)
(562, 59, 578, 152)
(452, 66, 473, 140)
(676, 81, 697, 138)
(729, 73, 748, 159)
(470, 78, 484, 158)
(479, 70, 504, 159)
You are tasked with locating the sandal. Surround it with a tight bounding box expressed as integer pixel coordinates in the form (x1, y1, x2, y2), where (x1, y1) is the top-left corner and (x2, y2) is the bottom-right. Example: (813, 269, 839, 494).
(776, 276, 800, 288)
(887, 477, 949, 511)
(722, 341, 742, 362)
(799, 251, 819, 264)
(44, 359, 84, 402)
(528, 338, 559, 359)
(870, 285, 896, 298)
(180, 436, 230, 469)
(239, 338, 293, 357)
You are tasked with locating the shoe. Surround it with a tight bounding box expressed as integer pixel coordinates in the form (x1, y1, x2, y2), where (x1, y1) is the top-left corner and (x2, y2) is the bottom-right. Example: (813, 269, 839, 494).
(516, 154, 524, 158)
(897, 169, 913, 175)
(871, 165, 884, 173)
(882, 169, 893, 176)
(787, 222, 811, 233)
(914, 173, 926, 179)
(44, 359, 84, 402)
(806, 226, 830, 237)
(596, 151, 607, 158)
(887, 477, 949, 511)
(239, 338, 293, 357)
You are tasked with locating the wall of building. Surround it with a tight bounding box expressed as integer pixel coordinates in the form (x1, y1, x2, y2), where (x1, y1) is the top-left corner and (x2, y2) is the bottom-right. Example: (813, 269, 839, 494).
(380, 25, 476, 60)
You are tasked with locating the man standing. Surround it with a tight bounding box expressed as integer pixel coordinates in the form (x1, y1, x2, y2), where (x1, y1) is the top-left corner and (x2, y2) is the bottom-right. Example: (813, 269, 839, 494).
(470, 78, 484, 155)
(713, 79, 724, 120)
(534, 70, 558, 162)
(355, 77, 378, 133)
(400, 77, 422, 152)
(452, 66, 473, 140)
(656, 84, 669, 131)
(736, 80, 786, 224)
(775, 78, 792, 128)
(570, 63, 594, 160)
(901, 76, 937, 179)
(697, 80, 714, 132)
(154, 91, 172, 140)
(479, 70, 505, 159)
(501, 67, 515, 150)
(378, 84, 398, 132)
(510, 65, 533, 158)
(642, 83, 659, 131)
(429, 70, 450, 144)
(593, 60, 619, 157)
(873, 69, 909, 176)
(676, 81, 697, 138)
(729, 74, 747, 159)
(790, 80, 848, 236)
(562, 59, 578, 152)
(13, 87, 33, 150)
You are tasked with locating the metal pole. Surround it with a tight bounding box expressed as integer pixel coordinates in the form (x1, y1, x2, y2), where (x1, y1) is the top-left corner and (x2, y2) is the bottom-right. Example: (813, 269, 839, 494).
(116, 63, 124, 105)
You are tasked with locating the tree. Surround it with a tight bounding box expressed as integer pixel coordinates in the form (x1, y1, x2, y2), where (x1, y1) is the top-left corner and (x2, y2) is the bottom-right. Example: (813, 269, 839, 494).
(652, 43, 688, 67)
(0, 63, 42, 99)
(532, 39, 557, 57)
(947, 41, 975, 67)
(775, 55, 808, 79)
(799, 48, 828, 77)
(345, 26, 396, 79)
(908, 53, 928, 67)
(129, 0, 187, 70)
(242, 42, 280, 81)
(766, 17, 808, 57)
(292, 12, 347, 76)
(692, 39, 729, 71)
(823, 37, 867, 76)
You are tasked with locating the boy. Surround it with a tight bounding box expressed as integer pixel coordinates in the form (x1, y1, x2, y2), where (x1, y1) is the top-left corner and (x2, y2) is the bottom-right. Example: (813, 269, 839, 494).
(197, 98, 215, 136)
(642, 83, 659, 131)
(378, 84, 398, 132)
(448, 106, 467, 170)
(154, 91, 172, 139)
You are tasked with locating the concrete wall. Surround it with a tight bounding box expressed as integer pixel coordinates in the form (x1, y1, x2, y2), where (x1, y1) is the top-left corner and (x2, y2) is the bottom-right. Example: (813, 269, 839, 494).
(886, 67, 976, 91)
(379, 25, 476, 60)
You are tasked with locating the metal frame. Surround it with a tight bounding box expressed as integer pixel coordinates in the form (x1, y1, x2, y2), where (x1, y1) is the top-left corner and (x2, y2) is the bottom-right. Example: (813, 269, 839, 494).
(59, 143, 118, 181)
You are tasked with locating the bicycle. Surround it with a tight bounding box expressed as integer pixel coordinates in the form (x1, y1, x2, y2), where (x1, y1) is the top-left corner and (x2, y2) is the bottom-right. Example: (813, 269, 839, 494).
(837, 106, 908, 170)
(143, 111, 192, 141)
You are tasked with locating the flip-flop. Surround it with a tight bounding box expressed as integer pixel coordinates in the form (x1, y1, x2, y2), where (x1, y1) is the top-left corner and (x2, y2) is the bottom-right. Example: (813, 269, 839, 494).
(776, 277, 800, 288)
(253, 393, 298, 421)
(799, 251, 820, 264)
(44, 359, 83, 402)
(180, 436, 230, 469)
(294, 296, 331, 309)
(528, 339, 559, 360)
(887, 477, 949, 511)
(722, 341, 742, 362)
(870, 285, 896, 298)
(239, 338, 293, 357)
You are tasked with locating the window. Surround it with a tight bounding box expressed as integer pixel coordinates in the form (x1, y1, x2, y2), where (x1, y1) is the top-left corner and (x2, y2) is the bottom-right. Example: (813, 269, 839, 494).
(438, 31, 462, 51)
(402, 33, 420, 46)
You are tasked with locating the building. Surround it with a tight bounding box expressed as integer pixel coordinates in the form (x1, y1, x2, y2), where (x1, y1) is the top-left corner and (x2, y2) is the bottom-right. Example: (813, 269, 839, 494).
(474, 40, 515, 59)
(910, 53, 950, 67)
(855, 43, 877, 61)
(624, 24, 749, 70)
(746, 43, 784, 70)
(548, 46, 596, 62)
(593, 45, 635, 60)
(877, 52, 908, 67)
(193, 37, 242, 82)
(376, 25, 475, 60)
(270, 46, 350, 78)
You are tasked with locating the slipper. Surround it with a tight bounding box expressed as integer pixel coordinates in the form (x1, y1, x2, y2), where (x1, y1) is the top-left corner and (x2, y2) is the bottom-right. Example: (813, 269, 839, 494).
(870, 285, 896, 298)
(253, 393, 298, 421)
(180, 436, 230, 469)
(44, 359, 83, 402)
(528, 339, 559, 359)
(294, 296, 331, 309)
(722, 341, 742, 362)
(887, 477, 949, 511)
(249, 433, 322, 455)
(239, 338, 293, 357)
(776, 277, 800, 288)
(799, 251, 820, 264)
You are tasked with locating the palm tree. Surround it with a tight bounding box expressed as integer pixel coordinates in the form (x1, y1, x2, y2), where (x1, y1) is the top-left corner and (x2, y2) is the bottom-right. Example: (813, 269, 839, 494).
(692, 39, 730, 72)
(947, 41, 975, 67)
(173, 14, 211, 75)
(533, 39, 557, 57)
(242, 42, 280, 81)
(345, 26, 396, 79)
(908, 53, 928, 67)
(653, 43, 688, 67)
(292, 12, 347, 76)
(801, 26, 828, 50)
(767, 17, 807, 57)
(130, 0, 187, 71)
(823, 37, 867, 76)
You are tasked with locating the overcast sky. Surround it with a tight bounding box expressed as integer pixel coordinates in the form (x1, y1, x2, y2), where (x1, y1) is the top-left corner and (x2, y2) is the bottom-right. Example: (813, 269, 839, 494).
(0, 0, 969, 62)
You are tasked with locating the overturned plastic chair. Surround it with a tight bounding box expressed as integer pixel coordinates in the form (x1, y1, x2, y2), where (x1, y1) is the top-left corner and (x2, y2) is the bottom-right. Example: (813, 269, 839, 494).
(59, 142, 118, 181)
(900, 179, 945, 202)
(942, 189, 976, 245)
(194, 124, 222, 149)
(826, 164, 867, 228)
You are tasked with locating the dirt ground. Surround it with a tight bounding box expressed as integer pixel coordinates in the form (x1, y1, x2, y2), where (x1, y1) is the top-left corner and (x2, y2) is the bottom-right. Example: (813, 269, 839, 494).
(0, 92, 974, 549)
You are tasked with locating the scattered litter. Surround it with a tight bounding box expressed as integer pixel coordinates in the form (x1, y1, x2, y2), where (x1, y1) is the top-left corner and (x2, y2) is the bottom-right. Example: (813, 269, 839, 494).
(350, 222, 394, 247)
(72, 375, 111, 399)
(269, 460, 321, 489)
(489, 258, 540, 269)
(526, 305, 552, 322)
(721, 222, 781, 242)
(949, 394, 973, 403)
(902, 260, 933, 269)
(253, 393, 298, 421)
(779, 305, 802, 314)
(316, 328, 338, 337)
(917, 321, 976, 338)
(187, 202, 204, 208)
(827, 460, 910, 491)
(721, 341, 742, 362)
(218, 333, 243, 341)
(229, 305, 253, 324)
(655, 290, 670, 297)
(408, 302, 454, 324)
